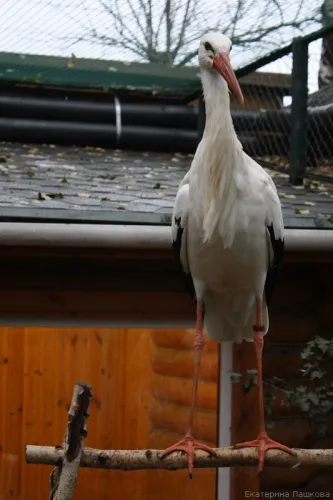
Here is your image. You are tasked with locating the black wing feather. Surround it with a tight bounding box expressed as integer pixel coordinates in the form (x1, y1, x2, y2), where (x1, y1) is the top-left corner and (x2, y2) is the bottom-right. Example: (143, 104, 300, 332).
(264, 223, 284, 306)
(173, 216, 196, 300)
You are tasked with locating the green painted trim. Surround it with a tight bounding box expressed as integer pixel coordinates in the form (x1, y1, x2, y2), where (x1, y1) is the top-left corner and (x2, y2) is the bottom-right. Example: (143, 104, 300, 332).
(0, 51, 201, 98)
(0, 206, 171, 226)
(0, 205, 321, 229)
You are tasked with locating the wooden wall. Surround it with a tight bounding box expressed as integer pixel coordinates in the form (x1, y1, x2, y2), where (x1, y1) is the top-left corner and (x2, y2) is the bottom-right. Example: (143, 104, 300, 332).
(1, 260, 332, 499)
(233, 262, 333, 497)
(0, 327, 218, 500)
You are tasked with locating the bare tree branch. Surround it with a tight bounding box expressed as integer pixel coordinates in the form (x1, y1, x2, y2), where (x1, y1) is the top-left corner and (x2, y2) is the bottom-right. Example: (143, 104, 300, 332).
(26, 445, 333, 470)
(62, 0, 320, 66)
(50, 382, 92, 500)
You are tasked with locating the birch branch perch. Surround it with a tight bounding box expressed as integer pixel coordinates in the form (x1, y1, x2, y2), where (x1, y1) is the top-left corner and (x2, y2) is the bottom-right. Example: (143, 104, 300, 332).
(26, 445, 333, 471)
(50, 382, 92, 500)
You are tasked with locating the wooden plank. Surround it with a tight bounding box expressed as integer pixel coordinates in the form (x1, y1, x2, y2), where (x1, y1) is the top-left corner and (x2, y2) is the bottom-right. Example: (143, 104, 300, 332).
(151, 374, 217, 410)
(0, 290, 195, 323)
(263, 342, 303, 379)
(147, 327, 218, 500)
(0, 328, 24, 499)
(151, 346, 217, 383)
(150, 328, 217, 352)
(1, 327, 217, 500)
(231, 342, 260, 500)
(267, 310, 317, 342)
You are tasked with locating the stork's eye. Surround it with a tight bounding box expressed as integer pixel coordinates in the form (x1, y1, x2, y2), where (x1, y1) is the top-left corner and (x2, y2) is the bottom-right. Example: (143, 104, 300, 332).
(204, 41, 214, 52)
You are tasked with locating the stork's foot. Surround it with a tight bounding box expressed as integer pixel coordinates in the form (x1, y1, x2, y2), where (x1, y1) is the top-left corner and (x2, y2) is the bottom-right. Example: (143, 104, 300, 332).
(233, 432, 295, 473)
(158, 434, 217, 479)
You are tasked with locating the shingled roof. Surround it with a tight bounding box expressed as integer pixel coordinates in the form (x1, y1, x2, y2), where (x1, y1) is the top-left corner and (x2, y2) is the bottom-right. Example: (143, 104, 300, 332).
(0, 141, 332, 229)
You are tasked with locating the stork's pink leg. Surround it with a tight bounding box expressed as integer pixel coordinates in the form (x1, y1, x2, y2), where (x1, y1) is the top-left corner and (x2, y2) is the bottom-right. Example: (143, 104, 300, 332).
(233, 299, 295, 472)
(158, 299, 216, 478)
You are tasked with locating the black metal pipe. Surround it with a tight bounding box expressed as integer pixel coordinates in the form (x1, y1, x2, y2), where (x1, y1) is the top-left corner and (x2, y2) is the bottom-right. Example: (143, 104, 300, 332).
(0, 94, 198, 129)
(0, 93, 292, 133)
(0, 117, 198, 152)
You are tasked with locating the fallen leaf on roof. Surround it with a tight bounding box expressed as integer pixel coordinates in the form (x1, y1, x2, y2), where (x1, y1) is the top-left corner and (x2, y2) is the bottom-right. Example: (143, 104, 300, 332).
(37, 192, 46, 201)
(304, 201, 316, 206)
(28, 148, 39, 154)
(292, 185, 304, 190)
(78, 193, 90, 198)
(49, 193, 64, 199)
(154, 182, 161, 189)
(117, 204, 125, 210)
(0, 156, 7, 163)
(27, 169, 35, 178)
(94, 147, 105, 152)
(101, 197, 110, 201)
(61, 177, 69, 184)
(98, 174, 116, 180)
(295, 208, 310, 215)
(279, 193, 296, 199)
(124, 174, 134, 184)
(171, 157, 179, 162)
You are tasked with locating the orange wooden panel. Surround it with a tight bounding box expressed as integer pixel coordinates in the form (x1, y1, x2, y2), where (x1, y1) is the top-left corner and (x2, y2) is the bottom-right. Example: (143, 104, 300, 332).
(147, 329, 218, 500)
(0, 327, 218, 500)
(0, 328, 25, 499)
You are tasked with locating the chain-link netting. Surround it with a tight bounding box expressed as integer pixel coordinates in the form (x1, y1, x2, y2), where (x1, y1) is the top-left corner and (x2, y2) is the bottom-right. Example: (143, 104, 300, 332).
(306, 34, 333, 178)
(233, 31, 333, 180)
(0, 0, 322, 67)
(1, 0, 333, 180)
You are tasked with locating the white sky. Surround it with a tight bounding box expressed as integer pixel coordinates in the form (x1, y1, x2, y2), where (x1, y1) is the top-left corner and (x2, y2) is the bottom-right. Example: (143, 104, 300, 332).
(0, 0, 324, 95)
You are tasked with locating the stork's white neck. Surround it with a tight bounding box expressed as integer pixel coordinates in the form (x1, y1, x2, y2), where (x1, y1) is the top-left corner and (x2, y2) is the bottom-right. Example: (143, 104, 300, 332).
(197, 67, 244, 244)
(200, 68, 241, 153)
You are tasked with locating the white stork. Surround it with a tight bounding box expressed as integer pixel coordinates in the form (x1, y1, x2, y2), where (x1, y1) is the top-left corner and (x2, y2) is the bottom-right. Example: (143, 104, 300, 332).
(158, 32, 295, 477)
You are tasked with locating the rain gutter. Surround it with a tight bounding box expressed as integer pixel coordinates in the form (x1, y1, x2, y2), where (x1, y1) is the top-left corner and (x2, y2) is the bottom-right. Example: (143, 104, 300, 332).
(0, 223, 332, 253)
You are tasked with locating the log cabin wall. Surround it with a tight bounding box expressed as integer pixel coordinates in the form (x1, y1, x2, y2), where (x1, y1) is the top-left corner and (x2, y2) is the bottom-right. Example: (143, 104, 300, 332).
(0, 243, 332, 499)
(232, 261, 333, 499)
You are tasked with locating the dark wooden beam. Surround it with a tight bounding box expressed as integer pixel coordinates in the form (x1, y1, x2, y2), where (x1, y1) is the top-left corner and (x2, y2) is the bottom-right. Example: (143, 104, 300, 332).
(0, 244, 331, 326)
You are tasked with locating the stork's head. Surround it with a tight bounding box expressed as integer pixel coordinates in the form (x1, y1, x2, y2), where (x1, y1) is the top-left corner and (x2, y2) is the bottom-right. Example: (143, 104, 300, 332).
(199, 32, 244, 105)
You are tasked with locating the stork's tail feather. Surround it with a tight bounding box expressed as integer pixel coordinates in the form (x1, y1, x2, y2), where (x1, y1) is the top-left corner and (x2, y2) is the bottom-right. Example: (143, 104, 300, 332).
(203, 293, 269, 343)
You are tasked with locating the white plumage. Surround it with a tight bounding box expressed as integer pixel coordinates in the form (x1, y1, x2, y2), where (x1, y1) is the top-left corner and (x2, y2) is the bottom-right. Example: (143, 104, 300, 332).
(160, 31, 293, 477)
(171, 32, 284, 344)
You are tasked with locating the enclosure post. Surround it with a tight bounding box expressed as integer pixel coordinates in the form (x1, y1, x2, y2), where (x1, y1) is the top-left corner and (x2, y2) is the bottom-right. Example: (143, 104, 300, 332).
(289, 37, 309, 185)
(197, 97, 206, 143)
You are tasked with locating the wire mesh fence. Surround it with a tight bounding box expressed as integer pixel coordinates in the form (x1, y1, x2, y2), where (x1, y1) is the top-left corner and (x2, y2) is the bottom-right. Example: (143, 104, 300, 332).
(232, 29, 333, 182)
(0, 0, 322, 67)
(1, 0, 333, 182)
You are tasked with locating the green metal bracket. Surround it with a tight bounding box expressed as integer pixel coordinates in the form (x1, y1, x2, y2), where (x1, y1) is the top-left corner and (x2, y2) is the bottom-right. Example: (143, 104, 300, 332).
(289, 38, 309, 185)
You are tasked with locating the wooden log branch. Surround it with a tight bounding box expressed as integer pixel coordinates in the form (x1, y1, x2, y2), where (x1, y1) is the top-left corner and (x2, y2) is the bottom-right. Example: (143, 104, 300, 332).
(50, 382, 92, 500)
(26, 445, 333, 471)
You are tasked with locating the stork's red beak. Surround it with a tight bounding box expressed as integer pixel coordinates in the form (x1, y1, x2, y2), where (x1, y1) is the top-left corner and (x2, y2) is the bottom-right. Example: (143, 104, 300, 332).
(213, 52, 244, 105)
